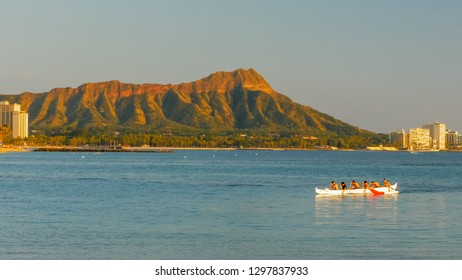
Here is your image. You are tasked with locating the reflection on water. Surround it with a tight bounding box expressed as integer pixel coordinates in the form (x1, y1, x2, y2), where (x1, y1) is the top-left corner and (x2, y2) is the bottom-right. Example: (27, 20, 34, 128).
(315, 194, 399, 221)
(314, 195, 346, 219)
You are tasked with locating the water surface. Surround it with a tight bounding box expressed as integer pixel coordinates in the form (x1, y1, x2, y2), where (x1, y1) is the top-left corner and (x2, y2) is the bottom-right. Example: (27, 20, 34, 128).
(1, 150, 461, 259)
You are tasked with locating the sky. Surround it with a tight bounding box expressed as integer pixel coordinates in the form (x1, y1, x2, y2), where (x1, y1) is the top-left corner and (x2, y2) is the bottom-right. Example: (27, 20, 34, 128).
(1, 0, 461, 133)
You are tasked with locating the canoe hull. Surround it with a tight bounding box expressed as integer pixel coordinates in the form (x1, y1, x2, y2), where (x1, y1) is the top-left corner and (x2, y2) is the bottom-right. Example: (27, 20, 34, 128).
(315, 183, 399, 195)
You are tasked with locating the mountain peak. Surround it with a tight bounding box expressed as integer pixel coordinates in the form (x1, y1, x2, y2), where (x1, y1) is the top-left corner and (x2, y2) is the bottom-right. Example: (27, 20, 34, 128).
(176, 68, 274, 94)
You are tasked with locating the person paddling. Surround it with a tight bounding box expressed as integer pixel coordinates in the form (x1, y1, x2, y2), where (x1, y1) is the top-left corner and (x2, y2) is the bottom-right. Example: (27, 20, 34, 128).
(340, 182, 347, 195)
(350, 180, 360, 189)
(371, 181, 381, 188)
(383, 179, 391, 191)
(331, 181, 339, 190)
(362, 181, 370, 193)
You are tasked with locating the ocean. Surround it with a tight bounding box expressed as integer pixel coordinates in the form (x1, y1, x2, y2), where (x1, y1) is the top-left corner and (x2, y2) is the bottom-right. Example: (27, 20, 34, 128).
(1, 150, 461, 259)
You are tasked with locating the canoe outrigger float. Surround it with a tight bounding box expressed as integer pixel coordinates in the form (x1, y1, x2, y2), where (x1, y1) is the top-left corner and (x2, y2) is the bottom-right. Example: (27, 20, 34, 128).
(315, 183, 399, 196)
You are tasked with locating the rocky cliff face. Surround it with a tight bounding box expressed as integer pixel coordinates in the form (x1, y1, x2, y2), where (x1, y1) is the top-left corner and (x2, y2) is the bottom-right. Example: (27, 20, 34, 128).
(0, 68, 370, 136)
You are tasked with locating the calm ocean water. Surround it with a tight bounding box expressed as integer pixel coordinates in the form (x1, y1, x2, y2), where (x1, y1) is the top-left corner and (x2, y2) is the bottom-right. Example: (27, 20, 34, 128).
(1, 150, 461, 259)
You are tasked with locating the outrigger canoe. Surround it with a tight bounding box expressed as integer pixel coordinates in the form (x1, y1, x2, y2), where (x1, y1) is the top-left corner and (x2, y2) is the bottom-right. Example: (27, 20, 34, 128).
(315, 183, 399, 196)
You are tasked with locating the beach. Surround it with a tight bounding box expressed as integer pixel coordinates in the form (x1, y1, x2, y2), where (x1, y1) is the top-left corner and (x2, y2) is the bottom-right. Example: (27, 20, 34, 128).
(0, 146, 29, 153)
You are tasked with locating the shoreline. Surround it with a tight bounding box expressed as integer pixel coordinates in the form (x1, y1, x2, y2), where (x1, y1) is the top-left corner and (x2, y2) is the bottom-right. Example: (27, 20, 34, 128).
(0, 147, 30, 153)
(2, 145, 461, 153)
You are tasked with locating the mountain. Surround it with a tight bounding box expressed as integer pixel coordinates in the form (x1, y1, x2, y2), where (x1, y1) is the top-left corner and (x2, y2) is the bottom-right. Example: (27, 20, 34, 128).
(0, 68, 371, 136)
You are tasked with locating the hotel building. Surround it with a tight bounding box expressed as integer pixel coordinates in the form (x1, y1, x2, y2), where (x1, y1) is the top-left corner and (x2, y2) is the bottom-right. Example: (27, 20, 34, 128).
(422, 122, 446, 150)
(389, 129, 408, 149)
(446, 130, 460, 146)
(0, 101, 29, 138)
(408, 128, 431, 150)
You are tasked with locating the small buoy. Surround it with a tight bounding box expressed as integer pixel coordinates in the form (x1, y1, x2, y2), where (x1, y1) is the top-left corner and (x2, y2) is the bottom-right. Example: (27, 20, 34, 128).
(184, 156, 187, 159)
(235, 154, 238, 157)
(82, 156, 85, 159)
(212, 155, 215, 157)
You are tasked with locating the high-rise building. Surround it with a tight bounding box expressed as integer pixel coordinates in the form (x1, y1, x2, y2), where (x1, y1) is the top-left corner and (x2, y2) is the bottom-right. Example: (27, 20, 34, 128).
(408, 128, 431, 150)
(422, 122, 446, 150)
(446, 130, 459, 146)
(0, 101, 29, 138)
(390, 129, 408, 149)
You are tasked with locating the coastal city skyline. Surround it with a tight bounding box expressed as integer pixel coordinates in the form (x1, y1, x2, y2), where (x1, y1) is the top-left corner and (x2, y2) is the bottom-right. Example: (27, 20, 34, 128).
(390, 121, 461, 150)
(1, 1, 461, 134)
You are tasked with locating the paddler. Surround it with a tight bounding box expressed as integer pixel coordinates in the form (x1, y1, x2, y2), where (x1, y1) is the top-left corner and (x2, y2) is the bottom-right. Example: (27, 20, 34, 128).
(350, 180, 360, 189)
(340, 182, 348, 195)
(371, 181, 381, 188)
(383, 179, 391, 191)
(331, 181, 339, 190)
(362, 181, 370, 193)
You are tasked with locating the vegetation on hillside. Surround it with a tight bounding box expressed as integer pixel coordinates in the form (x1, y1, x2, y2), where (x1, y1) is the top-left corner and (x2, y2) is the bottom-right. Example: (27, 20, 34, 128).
(3, 131, 389, 150)
(0, 124, 11, 142)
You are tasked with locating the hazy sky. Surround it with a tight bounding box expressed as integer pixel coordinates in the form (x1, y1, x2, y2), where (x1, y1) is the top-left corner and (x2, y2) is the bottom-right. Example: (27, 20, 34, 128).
(1, 0, 461, 133)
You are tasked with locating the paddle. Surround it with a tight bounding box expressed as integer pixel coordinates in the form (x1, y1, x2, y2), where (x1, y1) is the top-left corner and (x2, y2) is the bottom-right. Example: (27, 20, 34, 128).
(368, 187, 384, 196)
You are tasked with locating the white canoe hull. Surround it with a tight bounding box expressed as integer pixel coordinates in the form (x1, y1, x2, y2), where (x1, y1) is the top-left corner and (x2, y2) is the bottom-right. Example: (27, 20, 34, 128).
(315, 183, 399, 195)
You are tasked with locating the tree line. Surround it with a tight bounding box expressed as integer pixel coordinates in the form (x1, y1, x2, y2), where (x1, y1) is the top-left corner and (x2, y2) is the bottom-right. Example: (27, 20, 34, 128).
(2, 132, 389, 149)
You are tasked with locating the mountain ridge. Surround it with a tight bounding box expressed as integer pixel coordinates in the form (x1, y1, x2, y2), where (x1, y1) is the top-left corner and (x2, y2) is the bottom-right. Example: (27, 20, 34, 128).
(0, 68, 372, 137)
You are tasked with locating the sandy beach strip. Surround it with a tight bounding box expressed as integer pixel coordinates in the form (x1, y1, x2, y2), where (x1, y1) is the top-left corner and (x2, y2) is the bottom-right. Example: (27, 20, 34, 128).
(0, 147, 30, 153)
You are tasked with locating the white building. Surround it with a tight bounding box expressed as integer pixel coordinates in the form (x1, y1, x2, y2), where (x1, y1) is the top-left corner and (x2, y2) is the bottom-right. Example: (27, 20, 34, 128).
(0, 101, 29, 138)
(408, 128, 431, 150)
(446, 130, 459, 146)
(422, 122, 446, 150)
